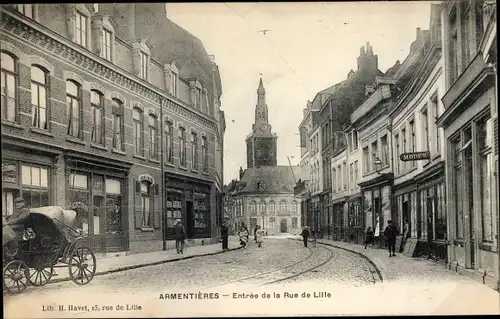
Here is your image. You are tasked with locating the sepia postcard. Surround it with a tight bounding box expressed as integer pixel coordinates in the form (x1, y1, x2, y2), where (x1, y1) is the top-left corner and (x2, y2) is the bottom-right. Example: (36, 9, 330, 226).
(1, 1, 499, 318)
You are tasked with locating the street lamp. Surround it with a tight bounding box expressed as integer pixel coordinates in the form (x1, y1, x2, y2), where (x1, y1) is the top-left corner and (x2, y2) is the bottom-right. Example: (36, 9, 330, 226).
(374, 157, 383, 174)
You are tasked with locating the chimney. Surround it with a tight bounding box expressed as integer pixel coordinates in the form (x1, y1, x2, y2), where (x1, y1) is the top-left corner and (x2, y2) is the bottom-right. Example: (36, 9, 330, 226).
(239, 167, 244, 179)
(366, 42, 373, 55)
(416, 27, 422, 40)
(347, 69, 355, 78)
(209, 55, 216, 64)
(357, 42, 378, 71)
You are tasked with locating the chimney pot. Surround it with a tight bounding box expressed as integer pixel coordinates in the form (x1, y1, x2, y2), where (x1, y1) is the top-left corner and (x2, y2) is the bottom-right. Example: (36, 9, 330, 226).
(360, 46, 366, 56)
(209, 55, 216, 63)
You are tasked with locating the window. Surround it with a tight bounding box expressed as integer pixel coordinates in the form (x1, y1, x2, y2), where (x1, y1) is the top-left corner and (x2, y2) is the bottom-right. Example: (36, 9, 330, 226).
(170, 71, 178, 96)
(332, 168, 336, 193)
(363, 146, 369, 173)
(460, 1, 471, 71)
(90, 90, 104, 144)
(422, 108, 429, 152)
(401, 128, 407, 172)
(347, 132, 353, 152)
(179, 127, 186, 167)
(165, 121, 174, 163)
(371, 141, 378, 172)
(249, 201, 257, 215)
(1, 52, 17, 122)
(101, 29, 112, 61)
(16, 4, 33, 18)
(202, 136, 208, 172)
(343, 162, 347, 190)
(21, 164, 49, 209)
(337, 165, 341, 191)
(111, 99, 124, 150)
(381, 135, 388, 165)
(149, 115, 158, 159)
(140, 51, 148, 80)
(452, 137, 463, 239)
(66, 80, 81, 138)
(75, 11, 87, 47)
(349, 163, 354, 189)
(409, 120, 416, 167)
(195, 88, 201, 108)
(448, 7, 459, 84)
(269, 201, 276, 215)
(291, 201, 298, 214)
(140, 181, 153, 229)
(260, 201, 266, 214)
(431, 95, 440, 155)
(280, 200, 287, 214)
(353, 130, 359, 150)
(394, 134, 400, 174)
(354, 161, 359, 184)
(191, 132, 198, 170)
(478, 117, 493, 242)
(133, 108, 143, 156)
(31, 65, 48, 130)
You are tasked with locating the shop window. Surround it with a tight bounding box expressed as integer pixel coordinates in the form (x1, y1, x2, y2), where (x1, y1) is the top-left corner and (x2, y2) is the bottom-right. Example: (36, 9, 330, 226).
(90, 90, 104, 145)
(166, 189, 183, 237)
(194, 192, 210, 236)
(269, 201, 276, 215)
(133, 107, 144, 156)
(69, 173, 89, 235)
(452, 136, 464, 239)
(435, 183, 447, 240)
(2, 191, 15, 219)
(31, 65, 49, 130)
(66, 80, 82, 138)
(478, 117, 494, 242)
(179, 127, 186, 167)
(191, 132, 198, 170)
(292, 217, 298, 228)
(111, 99, 124, 151)
(165, 121, 174, 164)
(105, 178, 123, 235)
(1, 52, 17, 122)
(149, 114, 158, 160)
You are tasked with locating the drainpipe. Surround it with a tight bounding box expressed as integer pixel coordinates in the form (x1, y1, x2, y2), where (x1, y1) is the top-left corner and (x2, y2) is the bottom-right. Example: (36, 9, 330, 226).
(160, 97, 166, 251)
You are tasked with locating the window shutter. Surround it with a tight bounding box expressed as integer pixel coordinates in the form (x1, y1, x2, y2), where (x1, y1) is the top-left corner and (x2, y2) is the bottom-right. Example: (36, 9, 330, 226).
(134, 180, 142, 229)
(154, 183, 161, 229)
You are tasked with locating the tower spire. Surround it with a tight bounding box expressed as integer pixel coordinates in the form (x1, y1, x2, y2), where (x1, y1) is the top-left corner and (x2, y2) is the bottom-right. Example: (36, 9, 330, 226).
(255, 77, 268, 125)
(258, 77, 265, 94)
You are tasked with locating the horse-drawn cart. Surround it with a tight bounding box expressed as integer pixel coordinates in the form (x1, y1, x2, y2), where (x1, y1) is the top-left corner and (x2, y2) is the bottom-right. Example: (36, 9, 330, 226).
(3, 206, 97, 294)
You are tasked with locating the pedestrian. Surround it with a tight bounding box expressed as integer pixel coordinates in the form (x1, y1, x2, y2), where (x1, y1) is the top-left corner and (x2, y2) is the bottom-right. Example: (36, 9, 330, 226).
(383, 220, 399, 257)
(220, 222, 229, 250)
(239, 225, 249, 248)
(300, 226, 310, 248)
(255, 225, 264, 248)
(364, 226, 375, 249)
(254, 225, 258, 243)
(174, 219, 186, 254)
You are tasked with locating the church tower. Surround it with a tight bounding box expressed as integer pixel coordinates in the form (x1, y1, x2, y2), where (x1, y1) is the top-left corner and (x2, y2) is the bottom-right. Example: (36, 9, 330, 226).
(246, 78, 278, 168)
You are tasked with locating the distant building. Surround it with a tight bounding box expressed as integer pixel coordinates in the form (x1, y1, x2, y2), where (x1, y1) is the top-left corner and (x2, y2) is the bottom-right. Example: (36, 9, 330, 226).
(225, 79, 301, 235)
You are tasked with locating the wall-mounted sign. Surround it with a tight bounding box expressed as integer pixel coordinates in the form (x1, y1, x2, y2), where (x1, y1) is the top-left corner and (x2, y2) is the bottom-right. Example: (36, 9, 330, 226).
(2, 163, 18, 183)
(400, 151, 430, 161)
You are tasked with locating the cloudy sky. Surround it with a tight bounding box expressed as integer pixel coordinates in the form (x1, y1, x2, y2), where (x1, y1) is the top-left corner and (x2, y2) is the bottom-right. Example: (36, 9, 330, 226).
(167, 2, 432, 184)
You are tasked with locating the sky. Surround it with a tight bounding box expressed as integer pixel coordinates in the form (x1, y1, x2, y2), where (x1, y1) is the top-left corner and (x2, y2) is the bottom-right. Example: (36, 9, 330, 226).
(166, 2, 432, 184)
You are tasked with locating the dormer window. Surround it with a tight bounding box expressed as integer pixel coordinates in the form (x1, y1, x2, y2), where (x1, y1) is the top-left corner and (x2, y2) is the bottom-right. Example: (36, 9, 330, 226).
(68, 4, 92, 49)
(132, 40, 151, 81)
(195, 87, 201, 108)
(92, 15, 116, 62)
(170, 71, 178, 96)
(75, 11, 88, 47)
(15, 4, 33, 18)
(140, 51, 148, 80)
(102, 29, 112, 60)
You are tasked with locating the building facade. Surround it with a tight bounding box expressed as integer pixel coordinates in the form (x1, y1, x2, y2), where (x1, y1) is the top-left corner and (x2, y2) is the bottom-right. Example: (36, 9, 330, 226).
(1, 4, 225, 254)
(437, 0, 498, 289)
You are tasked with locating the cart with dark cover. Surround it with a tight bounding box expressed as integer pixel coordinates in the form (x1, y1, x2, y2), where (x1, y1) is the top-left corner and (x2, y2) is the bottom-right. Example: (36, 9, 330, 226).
(3, 206, 96, 294)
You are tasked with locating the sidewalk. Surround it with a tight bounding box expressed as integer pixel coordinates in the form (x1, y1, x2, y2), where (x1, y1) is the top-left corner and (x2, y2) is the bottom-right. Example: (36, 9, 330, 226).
(49, 237, 240, 284)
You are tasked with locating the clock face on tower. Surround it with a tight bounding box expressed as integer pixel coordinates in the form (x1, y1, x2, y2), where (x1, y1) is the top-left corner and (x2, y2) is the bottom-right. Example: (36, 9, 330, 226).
(260, 124, 269, 132)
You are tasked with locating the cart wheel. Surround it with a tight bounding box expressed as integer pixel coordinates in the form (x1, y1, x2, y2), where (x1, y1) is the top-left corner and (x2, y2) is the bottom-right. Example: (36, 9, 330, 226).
(3, 260, 30, 294)
(29, 264, 54, 286)
(68, 246, 96, 285)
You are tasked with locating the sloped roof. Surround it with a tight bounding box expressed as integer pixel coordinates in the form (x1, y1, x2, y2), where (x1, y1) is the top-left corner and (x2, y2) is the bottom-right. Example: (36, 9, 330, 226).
(239, 166, 301, 194)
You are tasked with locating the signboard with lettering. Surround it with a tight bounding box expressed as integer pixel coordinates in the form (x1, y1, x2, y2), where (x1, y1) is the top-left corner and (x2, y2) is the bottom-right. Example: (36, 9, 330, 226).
(2, 163, 18, 183)
(400, 151, 430, 161)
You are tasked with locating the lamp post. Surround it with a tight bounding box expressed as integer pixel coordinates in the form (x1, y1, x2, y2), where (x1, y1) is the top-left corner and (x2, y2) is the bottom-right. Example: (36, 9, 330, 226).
(374, 157, 383, 174)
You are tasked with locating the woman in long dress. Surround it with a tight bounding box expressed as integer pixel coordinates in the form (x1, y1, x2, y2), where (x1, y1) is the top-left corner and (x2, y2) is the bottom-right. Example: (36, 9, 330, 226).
(255, 225, 264, 248)
(239, 225, 249, 248)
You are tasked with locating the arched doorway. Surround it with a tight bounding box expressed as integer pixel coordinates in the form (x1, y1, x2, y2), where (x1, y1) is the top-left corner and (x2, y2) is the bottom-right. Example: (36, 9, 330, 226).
(280, 219, 288, 233)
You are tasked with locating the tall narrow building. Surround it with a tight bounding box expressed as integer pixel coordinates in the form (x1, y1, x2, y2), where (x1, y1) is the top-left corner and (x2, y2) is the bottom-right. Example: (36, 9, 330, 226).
(246, 78, 278, 168)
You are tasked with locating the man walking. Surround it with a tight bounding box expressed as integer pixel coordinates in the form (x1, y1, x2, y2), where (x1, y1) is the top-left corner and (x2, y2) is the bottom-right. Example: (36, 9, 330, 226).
(220, 222, 229, 250)
(300, 226, 310, 248)
(174, 219, 186, 254)
(383, 220, 399, 257)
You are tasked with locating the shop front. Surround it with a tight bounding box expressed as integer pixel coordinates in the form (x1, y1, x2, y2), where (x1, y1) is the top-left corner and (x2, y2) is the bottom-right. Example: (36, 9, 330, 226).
(348, 195, 363, 244)
(392, 180, 417, 256)
(320, 193, 330, 239)
(331, 198, 346, 241)
(359, 174, 393, 248)
(164, 173, 212, 241)
(66, 157, 131, 253)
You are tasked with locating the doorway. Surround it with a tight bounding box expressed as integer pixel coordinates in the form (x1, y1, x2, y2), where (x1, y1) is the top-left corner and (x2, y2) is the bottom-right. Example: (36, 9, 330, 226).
(280, 219, 288, 233)
(402, 200, 410, 236)
(186, 201, 195, 239)
(92, 195, 105, 251)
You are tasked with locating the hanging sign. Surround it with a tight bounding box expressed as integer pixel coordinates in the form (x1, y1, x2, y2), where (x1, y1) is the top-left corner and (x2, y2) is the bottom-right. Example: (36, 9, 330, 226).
(400, 151, 430, 161)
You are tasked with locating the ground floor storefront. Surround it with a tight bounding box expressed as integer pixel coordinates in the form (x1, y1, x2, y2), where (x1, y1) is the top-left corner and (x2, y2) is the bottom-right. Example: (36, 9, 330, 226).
(347, 195, 363, 245)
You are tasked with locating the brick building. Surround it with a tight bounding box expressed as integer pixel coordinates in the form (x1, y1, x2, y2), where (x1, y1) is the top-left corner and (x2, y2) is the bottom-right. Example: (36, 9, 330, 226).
(1, 4, 225, 255)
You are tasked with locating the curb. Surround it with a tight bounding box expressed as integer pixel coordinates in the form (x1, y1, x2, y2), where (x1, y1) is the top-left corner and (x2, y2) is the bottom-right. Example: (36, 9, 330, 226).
(48, 246, 243, 285)
(287, 238, 387, 284)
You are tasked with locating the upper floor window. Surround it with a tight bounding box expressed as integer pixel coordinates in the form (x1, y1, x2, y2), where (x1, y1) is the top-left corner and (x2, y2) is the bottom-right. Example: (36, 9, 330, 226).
(75, 11, 88, 47)
(260, 201, 266, 214)
(395, 134, 400, 174)
(343, 162, 347, 190)
(280, 200, 287, 214)
(16, 4, 33, 18)
(421, 108, 429, 152)
(1, 52, 17, 122)
(133, 108, 144, 156)
(90, 90, 104, 145)
(380, 135, 388, 166)
(291, 201, 298, 214)
(102, 29, 112, 61)
(347, 132, 353, 152)
(337, 165, 341, 191)
(332, 168, 336, 193)
(140, 51, 148, 80)
(139, 181, 153, 229)
(202, 136, 208, 172)
(191, 132, 198, 171)
(269, 201, 276, 215)
(179, 127, 186, 167)
(165, 121, 174, 164)
(66, 80, 81, 138)
(170, 71, 178, 97)
(349, 163, 354, 189)
(148, 114, 158, 159)
(353, 130, 359, 150)
(195, 87, 201, 108)
(431, 94, 441, 155)
(111, 99, 124, 150)
(409, 120, 416, 168)
(448, 7, 459, 84)
(31, 65, 48, 130)
(354, 161, 359, 183)
(371, 141, 378, 172)
(362, 146, 369, 173)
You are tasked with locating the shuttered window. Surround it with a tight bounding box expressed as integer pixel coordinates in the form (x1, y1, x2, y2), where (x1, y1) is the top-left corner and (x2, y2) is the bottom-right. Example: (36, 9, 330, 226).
(134, 179, 160, 230)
